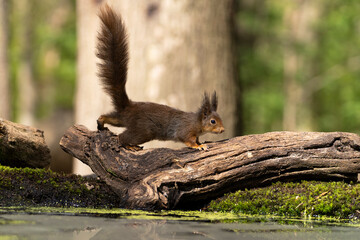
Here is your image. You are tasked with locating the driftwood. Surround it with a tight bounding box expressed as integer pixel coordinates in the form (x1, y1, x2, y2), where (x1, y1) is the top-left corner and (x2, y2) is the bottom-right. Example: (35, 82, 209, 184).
(0, 119, 51, 168)
(60, 124, 360, 210)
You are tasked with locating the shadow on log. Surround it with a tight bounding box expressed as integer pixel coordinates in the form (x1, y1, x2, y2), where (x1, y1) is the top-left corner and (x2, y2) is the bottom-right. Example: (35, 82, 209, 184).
(60, 125, 360, 210)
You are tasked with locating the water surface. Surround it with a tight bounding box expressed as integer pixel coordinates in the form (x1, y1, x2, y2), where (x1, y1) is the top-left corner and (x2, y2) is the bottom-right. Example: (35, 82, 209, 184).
(0, 213, 360, 240)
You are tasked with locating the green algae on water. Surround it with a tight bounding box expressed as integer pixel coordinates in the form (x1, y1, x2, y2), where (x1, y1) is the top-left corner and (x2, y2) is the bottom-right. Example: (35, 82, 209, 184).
(1, 206, 360, 228)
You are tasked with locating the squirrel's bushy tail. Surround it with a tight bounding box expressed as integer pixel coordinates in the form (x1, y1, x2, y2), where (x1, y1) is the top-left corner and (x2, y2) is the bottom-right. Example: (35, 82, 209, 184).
(97, 5, 129, 111)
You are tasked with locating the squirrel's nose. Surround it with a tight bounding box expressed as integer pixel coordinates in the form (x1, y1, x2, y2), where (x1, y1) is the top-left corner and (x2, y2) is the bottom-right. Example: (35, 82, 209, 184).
(219, 127, 225, 133)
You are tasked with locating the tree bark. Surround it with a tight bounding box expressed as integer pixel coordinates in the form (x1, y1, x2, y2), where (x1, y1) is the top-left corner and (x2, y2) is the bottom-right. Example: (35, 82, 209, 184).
(60, 125, 360, 210)
(0, 119, 51, 168)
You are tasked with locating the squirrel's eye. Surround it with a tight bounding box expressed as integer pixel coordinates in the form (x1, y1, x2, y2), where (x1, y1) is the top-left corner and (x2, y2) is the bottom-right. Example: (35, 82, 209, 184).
(210, 119, 216, 124)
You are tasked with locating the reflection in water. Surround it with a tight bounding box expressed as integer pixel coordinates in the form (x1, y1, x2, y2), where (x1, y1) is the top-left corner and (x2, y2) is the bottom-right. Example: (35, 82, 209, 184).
(73, 226, 100, 240)
(0, 214, 359, 240)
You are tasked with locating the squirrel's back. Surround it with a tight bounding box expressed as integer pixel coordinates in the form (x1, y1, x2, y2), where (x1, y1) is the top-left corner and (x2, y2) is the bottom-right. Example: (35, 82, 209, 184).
(121, 101, 198, 140)
(97, 5, 130, 112)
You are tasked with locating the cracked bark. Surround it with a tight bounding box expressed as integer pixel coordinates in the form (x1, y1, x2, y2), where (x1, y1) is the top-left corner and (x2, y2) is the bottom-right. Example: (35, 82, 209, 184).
(60, 125, 360, 210)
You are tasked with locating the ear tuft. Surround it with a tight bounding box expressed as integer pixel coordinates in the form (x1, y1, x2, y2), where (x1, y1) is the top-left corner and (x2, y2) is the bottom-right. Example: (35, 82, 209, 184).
(211, 91, 218, 112)
(198, 92, 211, 119)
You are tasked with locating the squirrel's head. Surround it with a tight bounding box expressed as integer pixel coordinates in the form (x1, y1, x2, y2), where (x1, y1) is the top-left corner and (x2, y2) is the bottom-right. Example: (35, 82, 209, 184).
(198, 91, 225, 134)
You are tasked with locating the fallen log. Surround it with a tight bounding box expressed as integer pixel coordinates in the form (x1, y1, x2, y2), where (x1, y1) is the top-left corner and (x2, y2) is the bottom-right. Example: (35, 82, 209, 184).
(60, 125, 360, 210)
(0, 119, 51, 168)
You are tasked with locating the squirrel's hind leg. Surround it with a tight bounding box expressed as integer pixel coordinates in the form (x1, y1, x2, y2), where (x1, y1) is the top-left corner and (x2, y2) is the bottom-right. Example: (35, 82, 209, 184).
(118, 129, 151, 151)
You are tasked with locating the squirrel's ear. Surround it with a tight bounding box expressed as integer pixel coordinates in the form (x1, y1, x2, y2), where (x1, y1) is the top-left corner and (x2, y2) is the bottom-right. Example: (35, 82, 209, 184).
(211, 91, 218, 112)
(199, 92, 211, 119)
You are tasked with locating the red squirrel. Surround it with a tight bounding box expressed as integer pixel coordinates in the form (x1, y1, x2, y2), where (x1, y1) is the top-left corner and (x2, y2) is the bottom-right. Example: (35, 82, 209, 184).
(96, 5, 225, 151)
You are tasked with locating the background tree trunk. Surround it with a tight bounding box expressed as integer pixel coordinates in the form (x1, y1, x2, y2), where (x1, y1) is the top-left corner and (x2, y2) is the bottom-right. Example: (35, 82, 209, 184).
(0, 0, 10, 120)
(75, 0, 106, 175)
(11, 0, 36, 126)
(283, 0, 319, 131)
(111, 0, 237, 143)
(75, 0, 237, 174)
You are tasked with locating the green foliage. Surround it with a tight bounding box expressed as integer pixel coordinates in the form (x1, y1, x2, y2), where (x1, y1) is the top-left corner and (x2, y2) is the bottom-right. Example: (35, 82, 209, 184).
(313, 2, 360, 132)
(31, 0, 76, 117)
(8, 0, 76, 121)
(237, 0, 360, 134)
(236, 0, 285, 134)
(207, 181, 360, 219)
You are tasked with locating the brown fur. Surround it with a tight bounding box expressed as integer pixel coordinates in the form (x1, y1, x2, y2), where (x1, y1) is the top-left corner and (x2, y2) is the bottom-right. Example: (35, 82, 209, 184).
(96, 5, 225, 150)
(97, 4, 129, 111)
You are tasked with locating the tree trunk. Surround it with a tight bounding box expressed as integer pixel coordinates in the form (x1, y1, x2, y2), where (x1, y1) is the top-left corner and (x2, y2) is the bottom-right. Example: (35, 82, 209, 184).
(74, 0, 237, 174)
(111, 0, 237, 143)
(74, 0, 106, 175)
(283, 0, 319, 131)
(0, 0, 10, 120)
(11, 0, 36, 126)
(60, 125, 360, 210)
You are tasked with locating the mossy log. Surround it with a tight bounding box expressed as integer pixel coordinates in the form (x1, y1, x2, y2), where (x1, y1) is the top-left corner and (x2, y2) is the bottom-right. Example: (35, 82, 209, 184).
(60, 125, 360, 210)
(0, 119, 50, 168)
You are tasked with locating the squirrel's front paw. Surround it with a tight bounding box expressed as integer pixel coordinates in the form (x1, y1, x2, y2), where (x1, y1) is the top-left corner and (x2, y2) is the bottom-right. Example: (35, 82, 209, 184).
(197, 144, 208, 151)
(184, 140, 208, 151)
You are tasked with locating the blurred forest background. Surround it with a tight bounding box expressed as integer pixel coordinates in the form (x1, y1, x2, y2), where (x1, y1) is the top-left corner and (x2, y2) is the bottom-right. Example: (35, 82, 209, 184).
(1, 0, 360, 173)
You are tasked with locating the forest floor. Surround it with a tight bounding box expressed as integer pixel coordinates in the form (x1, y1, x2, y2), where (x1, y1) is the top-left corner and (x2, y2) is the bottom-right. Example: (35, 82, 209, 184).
(0, 166, 121, 208)
(1, 166, 360, 223)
